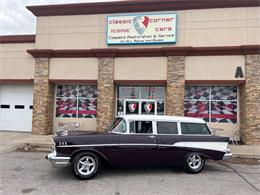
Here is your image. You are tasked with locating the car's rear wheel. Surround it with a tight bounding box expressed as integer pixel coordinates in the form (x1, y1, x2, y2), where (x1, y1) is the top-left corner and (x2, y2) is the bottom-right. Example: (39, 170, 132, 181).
(183, 152, 205, 174)
(71, 152, 100, 180)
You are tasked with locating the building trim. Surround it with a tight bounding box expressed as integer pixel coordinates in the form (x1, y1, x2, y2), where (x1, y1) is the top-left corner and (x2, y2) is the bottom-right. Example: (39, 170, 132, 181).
(114, 80, 167, 85)
(185, 80, 246, 85)
(0, 35, 35, 44)
(49, 79, 97, 84)
(27, 45, 260, 58)
(26, 0, 260, 16)
(0, 79, 34, 84)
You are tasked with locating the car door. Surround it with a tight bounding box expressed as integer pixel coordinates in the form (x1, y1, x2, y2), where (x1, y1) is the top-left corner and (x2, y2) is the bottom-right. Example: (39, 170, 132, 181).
(117, 120, 157, 166)
(156, 121, 185, 165)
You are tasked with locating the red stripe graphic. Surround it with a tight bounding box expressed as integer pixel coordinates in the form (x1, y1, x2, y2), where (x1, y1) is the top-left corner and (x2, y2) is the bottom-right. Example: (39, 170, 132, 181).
(185, 113, 236, 119)
(58, 110, 96, 115)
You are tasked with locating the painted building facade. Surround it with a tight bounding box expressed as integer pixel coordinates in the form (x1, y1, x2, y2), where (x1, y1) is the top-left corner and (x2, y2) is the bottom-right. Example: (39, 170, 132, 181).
(0, 0, 260, 144)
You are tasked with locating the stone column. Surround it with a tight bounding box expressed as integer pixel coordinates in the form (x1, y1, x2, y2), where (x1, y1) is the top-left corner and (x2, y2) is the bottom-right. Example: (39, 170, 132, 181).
(32, 58, 54, 135)
(96, 58, 115, 131)
(240, 54, 260, 145)
(166, 56, 185, 116)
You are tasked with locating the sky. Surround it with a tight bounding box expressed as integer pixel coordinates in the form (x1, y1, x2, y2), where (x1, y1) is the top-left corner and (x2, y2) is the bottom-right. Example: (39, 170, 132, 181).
(0, 0, 118, 35)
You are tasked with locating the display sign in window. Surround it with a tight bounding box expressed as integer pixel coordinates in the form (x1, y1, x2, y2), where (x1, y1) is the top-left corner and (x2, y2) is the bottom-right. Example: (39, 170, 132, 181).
(107, 13, 177, 45)
(56, 85, 97, 118)
(126, 101, 139, 115)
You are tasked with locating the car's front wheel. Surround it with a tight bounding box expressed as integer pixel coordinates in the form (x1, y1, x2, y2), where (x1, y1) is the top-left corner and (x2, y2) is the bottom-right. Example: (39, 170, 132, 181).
(71, 152, 100, 180)
(183, 152, 205, 174)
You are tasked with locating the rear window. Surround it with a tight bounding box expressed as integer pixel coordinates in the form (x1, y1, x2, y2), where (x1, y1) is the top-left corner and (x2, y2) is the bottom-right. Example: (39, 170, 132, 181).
(157, 122, 178, 134)
(181, 123, 211, 135)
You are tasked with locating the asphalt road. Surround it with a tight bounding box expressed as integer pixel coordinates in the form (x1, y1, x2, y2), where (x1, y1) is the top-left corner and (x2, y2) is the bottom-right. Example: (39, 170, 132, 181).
(0, 152, 259, 195)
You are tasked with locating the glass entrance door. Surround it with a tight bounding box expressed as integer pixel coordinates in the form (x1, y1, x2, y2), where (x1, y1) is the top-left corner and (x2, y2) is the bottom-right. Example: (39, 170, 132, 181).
(116, 86, 166, 116)
(119, 99, 157, 115)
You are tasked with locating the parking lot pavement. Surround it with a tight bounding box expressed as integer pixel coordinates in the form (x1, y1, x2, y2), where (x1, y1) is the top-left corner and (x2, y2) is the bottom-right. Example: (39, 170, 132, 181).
(0, 152, 259, 195)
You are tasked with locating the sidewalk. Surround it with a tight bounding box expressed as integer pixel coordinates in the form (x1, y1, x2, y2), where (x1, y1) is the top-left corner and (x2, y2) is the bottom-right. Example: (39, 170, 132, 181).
(0, 131, 260, 159)
(0, 131, 52, 154)
(229, 145, 260, 159)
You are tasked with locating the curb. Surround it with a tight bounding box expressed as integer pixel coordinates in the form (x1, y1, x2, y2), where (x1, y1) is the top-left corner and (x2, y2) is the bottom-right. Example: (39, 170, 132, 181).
(0, 143, 24, 154)
(0, 143, 52, 154)
(232, 153, 260, 159)
(22, 143, 52, 152)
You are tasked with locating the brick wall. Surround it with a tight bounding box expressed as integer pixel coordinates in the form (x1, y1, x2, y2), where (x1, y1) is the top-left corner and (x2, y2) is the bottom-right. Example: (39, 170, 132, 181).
(32, 58, 54, 135)
(96, 58, 115, 131)
(240, 54, 260, 144)
(166, 56, 185, 116)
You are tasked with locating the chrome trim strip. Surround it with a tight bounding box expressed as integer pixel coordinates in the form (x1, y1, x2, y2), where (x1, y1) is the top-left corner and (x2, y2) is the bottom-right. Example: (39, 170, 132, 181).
(56, 142, 229, 153)
(57, 143, 158, 148)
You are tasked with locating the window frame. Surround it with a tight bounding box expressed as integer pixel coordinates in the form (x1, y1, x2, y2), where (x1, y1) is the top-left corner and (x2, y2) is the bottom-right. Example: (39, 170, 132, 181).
(184, 85, 239, 124)
(55, 84, 97, 119)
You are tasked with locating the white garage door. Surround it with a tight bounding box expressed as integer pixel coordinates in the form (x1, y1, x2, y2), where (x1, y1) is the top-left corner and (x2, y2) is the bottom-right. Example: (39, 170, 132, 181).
(0, 84, 33, 132)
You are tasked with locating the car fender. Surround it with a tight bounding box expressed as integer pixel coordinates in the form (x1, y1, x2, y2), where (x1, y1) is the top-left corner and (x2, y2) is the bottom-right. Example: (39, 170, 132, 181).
(70, 148, 110, 164)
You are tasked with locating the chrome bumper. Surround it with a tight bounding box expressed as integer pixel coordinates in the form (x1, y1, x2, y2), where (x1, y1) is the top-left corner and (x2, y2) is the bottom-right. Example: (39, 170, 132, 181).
(46, 151, 71, 167)
(223, 149, 232, 160)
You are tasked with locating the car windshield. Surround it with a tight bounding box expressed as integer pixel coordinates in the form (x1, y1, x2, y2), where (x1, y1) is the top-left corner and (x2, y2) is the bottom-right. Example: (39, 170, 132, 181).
(106, 118, 127, 133)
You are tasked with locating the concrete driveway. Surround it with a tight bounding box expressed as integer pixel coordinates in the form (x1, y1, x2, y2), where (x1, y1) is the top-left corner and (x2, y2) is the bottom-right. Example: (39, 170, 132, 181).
(0, 152, 259, 195)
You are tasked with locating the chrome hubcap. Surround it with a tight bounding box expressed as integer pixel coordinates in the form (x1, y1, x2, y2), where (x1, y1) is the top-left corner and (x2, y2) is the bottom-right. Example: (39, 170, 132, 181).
(77, 156, 96, 176)
(188, 154, 202, 170)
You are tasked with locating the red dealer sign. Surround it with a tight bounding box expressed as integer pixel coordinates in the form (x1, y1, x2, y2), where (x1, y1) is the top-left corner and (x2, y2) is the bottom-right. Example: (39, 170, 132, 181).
(107, 13, 177, 45)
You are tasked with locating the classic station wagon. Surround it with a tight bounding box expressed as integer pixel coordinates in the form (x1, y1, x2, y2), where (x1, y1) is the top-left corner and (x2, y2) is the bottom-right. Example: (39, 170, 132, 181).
(46, 115, 232, 179)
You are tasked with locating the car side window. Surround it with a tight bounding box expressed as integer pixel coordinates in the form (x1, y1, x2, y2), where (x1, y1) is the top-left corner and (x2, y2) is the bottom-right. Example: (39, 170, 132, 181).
(157, 122, 178, 134)
(181, 123, 211, 135)
(130, 121, 153, 134)
(112, 119, 127, 133)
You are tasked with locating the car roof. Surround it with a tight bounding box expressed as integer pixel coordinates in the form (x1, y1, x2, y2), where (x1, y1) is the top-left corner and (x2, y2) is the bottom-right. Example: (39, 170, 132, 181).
(118, 115, 206, 124)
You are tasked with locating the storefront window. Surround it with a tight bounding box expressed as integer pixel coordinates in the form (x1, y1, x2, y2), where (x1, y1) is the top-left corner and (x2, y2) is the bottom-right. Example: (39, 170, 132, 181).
(141, 86, 165, 99)
(117, 100, 124, 116)
(118, 86, 139, 99)
(56, 85, 97, 118)
(184, 86, 237, 124)
(157, 100, 165, 115)
(184, 100, 209, 122)
(117, 86, 165, 116)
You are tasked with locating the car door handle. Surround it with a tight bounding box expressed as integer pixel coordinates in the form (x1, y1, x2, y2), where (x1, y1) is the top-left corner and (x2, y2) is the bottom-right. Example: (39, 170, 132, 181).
(148, 135, 156, 139)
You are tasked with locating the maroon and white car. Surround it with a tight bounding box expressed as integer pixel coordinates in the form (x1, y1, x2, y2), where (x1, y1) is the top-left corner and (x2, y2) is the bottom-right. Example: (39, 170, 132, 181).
(46, 115, 232, 180)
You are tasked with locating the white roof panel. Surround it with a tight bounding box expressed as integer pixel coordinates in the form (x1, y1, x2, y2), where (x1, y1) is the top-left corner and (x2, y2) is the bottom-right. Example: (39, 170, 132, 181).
(118, 115, 206, 123)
